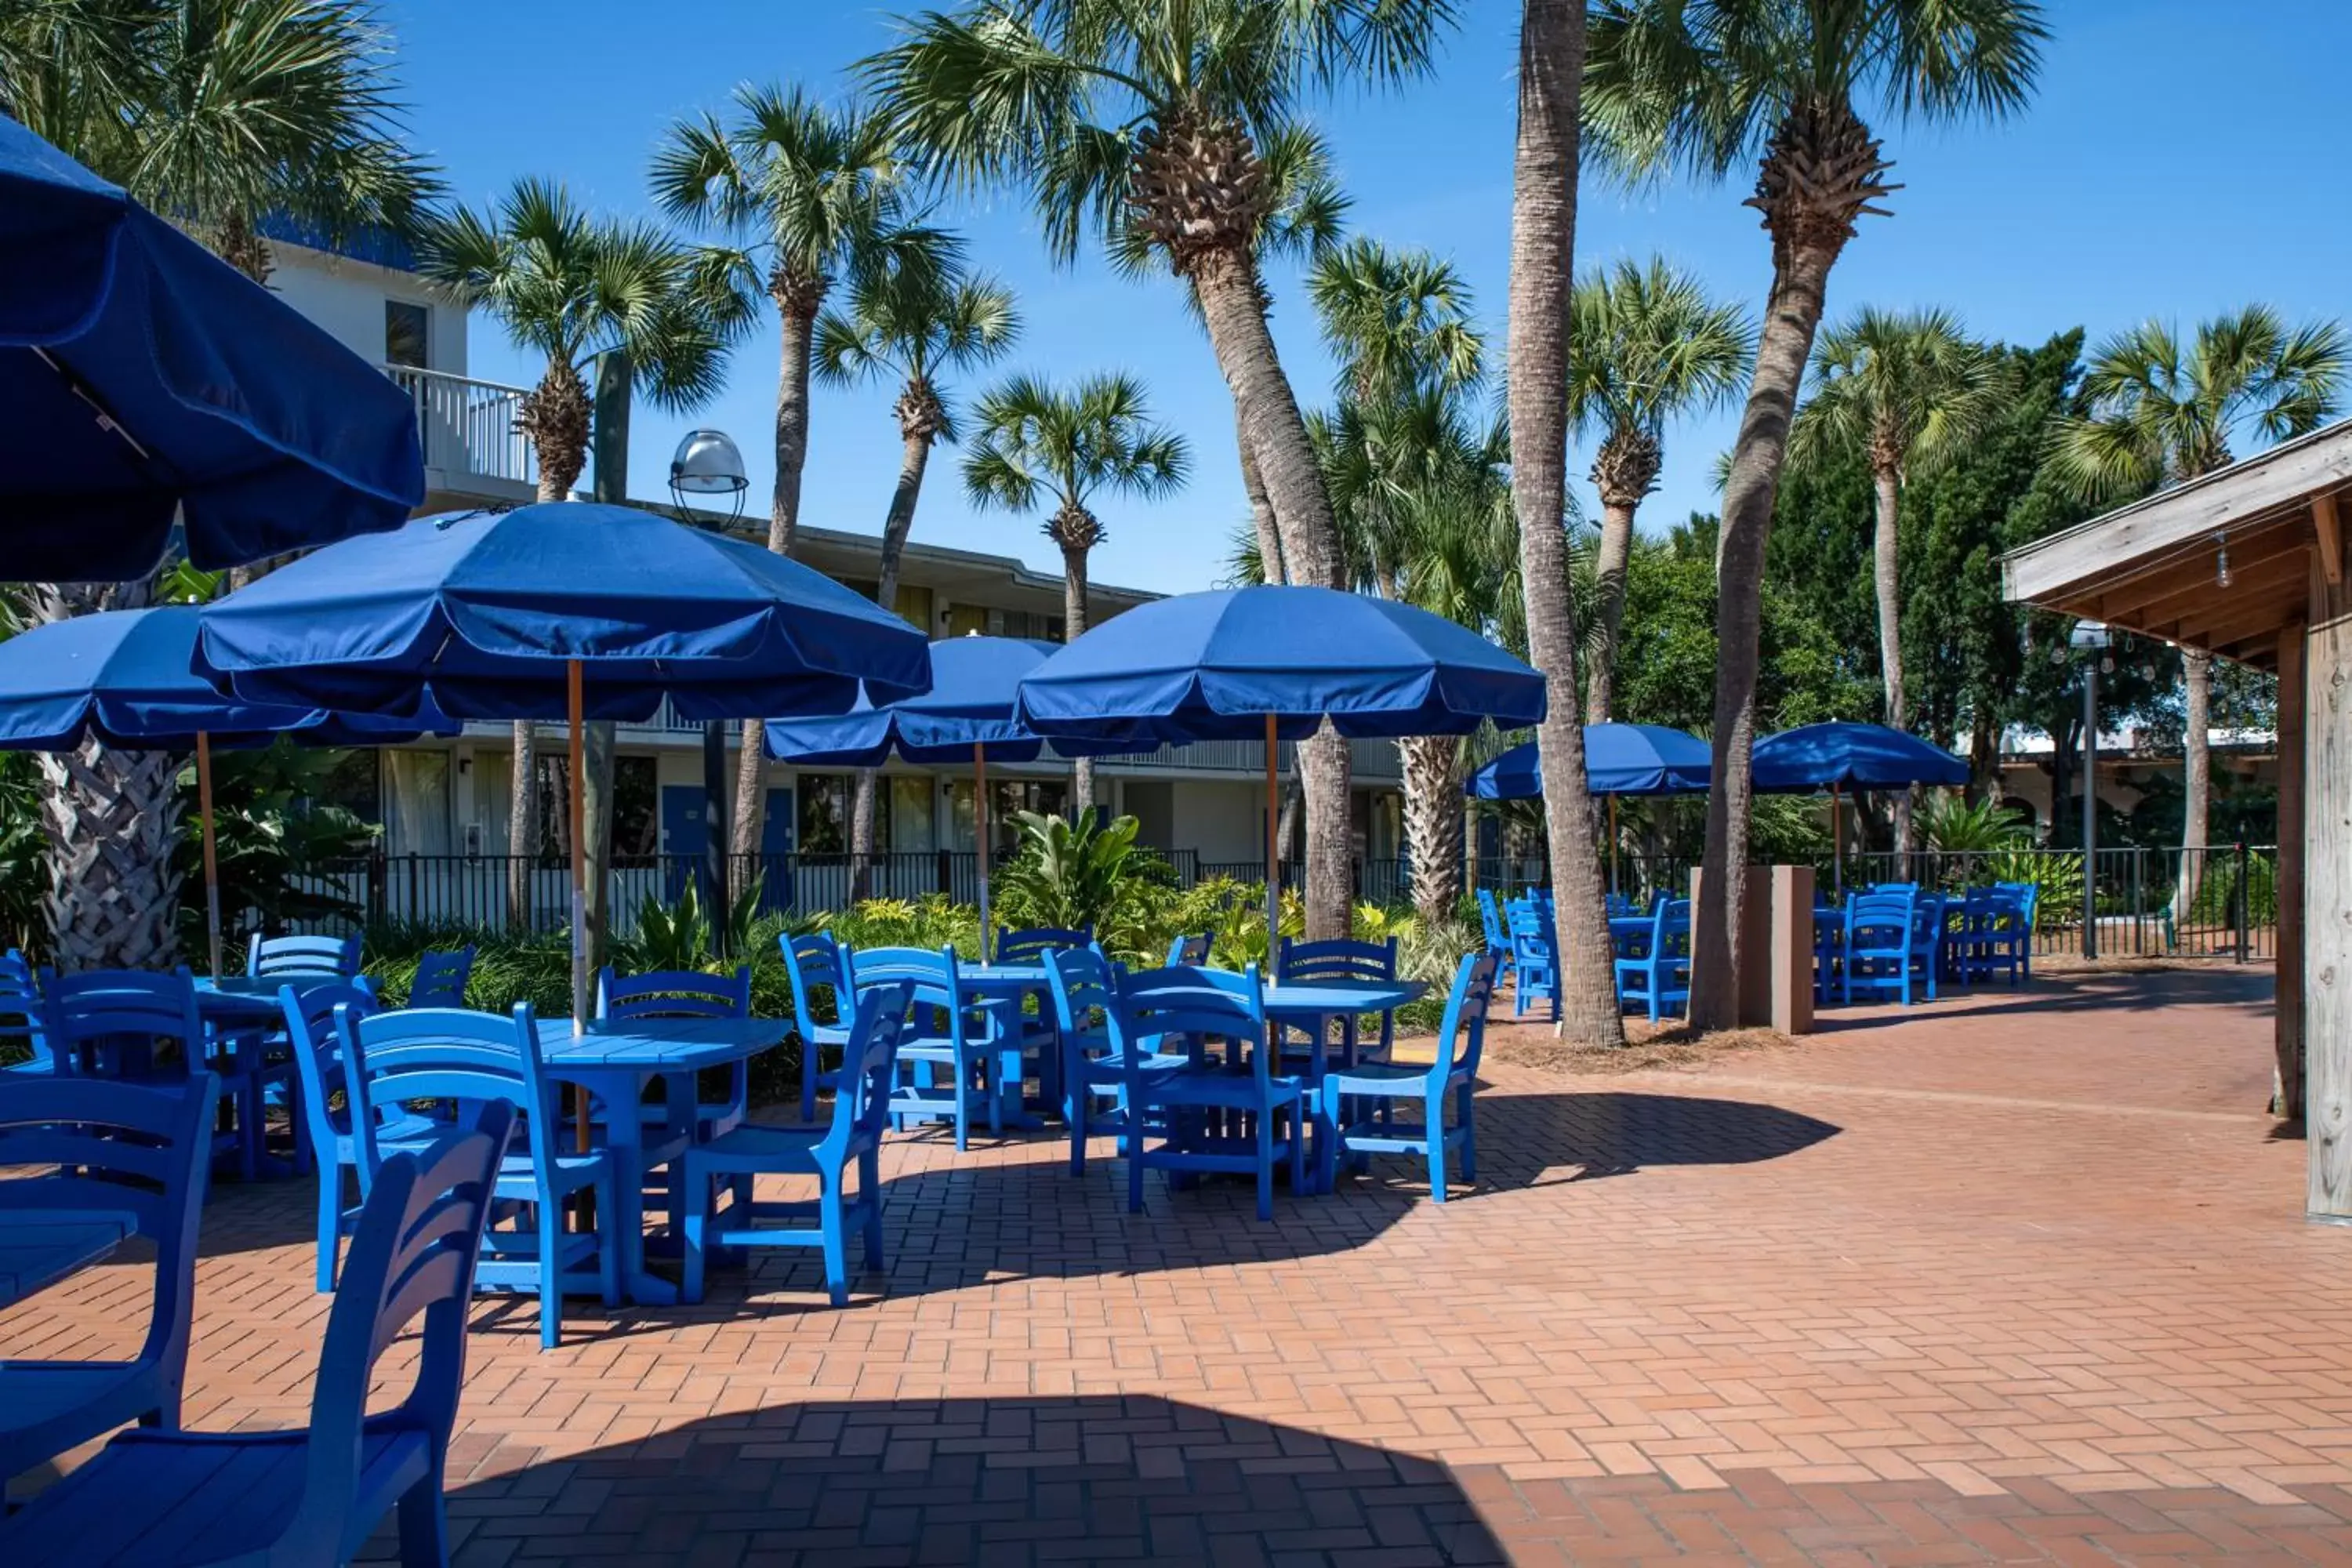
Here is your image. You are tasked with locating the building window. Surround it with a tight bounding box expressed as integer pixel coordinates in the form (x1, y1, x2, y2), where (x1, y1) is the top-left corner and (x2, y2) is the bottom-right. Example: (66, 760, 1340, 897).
(384, 299, 430, 368)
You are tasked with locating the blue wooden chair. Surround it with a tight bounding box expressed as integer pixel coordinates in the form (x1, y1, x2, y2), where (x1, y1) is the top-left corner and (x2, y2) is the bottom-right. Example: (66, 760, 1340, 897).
(37, 967, 205, 1082)
(1988, 880, 2040, 983)
(0, 1074, 219, 1487)
(0, 949, 53, 1078)
(1843, 887, 1929, 1005)
(996, 925, 1093, 964)
(680, 982, 913, 1308)
(280, 979, 448, 1293)
(0, 1105, 511, 1566)
(1474, 889, 1514, 984)
(1316, 949, 1499, 1202)
(1166, 932, 1212, 966)
(350, 1005, 619, 1349)
(784, 931, 853, 1124)
(1110, 964, 1303, 1221)
(1613, 898, 1692, 1022)
(849, 946, 1015, 1152)
(248, 931, 363, 980)
(406, 946, 475, 1008)
(1275, 935, 1399, 1069)
(1504, 902, 1559, 1022)
(1047, 946, 1185, 1178)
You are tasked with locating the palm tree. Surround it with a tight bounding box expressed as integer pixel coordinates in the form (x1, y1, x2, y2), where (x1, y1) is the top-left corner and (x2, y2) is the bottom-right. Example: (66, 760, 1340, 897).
(815, 233, 1021, 888)
(1585, 0, 2048, 1029)
(1790, 307, 2000, 853)
(865, 0, 1452, 942)
(418, 180, 747, 927)
(2051, 307, 2349, 915)
(2, 0, 434, 970)
(1311, 238, 1483, 406)
(1567, 257, 1753, 723)
(963, 374, 1190, 809)
(652, 83, 907, 862)
(2, 0, 438, 281)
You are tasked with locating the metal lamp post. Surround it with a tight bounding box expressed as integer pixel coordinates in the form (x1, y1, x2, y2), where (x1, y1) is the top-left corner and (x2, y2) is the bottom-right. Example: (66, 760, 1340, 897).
(670, 429, 750, 954)
(2070, 619, 2111, 958)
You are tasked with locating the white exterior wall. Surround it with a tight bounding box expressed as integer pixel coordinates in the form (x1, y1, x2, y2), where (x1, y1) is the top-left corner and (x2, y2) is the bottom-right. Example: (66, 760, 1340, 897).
(267, 245, 466, 374)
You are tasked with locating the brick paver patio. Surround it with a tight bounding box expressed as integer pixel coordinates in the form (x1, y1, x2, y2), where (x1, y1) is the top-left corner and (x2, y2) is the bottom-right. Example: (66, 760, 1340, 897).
(13, 964, 2352, 1564)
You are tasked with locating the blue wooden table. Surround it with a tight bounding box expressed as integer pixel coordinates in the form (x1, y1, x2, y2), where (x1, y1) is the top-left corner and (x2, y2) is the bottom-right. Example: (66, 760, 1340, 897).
(0, 1208, 132, 1308)
(532, 1017, 791, 1306)
(1259, 980, 1427, 1080)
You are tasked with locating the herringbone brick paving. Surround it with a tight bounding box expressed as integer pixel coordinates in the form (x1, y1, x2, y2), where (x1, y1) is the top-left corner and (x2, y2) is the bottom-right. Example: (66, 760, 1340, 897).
(10, 965, 2352, 1563)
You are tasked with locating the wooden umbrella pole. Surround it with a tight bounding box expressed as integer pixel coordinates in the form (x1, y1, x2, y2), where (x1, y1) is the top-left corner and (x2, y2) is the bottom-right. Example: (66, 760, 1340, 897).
(1264, 713, 1279, 961)
(568, 660, 589, 1156)
(974, 742, 991, 962)
(1607, 793, 1620, 902)
(197, 731, 222, 979)
(1831, 784, 1842, 899)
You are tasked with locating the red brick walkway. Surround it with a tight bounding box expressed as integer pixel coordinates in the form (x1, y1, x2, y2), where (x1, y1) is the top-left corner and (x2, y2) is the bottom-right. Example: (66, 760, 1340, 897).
(13, 966, 2352, 1564)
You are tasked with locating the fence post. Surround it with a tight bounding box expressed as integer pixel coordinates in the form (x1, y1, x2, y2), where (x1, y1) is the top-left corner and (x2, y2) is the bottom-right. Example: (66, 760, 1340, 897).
(2082, 851, 2095, 960)
(2129, 849, 2143, 956)
(368, 848, 387, 927)
(2235, 840, 2249, 961)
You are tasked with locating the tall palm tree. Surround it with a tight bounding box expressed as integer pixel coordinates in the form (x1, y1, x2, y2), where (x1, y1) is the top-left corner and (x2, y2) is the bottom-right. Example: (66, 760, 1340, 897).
(815, 233, 1021, 887)
(1567, 257, 1753, 723)
(2051, 307, 2349, 914)
(419, 180, 748, 928)
(865, 0, 1454, 942)
(1585, 0, 2048, 1029)
(652, 84, 907, 862)
(1311, 238, 1483, 406)
(2, 0, 434, 970)
(1, 0, 438, 281)
(963, 374, 1190, 809)
(1790, 307, 2000, 852)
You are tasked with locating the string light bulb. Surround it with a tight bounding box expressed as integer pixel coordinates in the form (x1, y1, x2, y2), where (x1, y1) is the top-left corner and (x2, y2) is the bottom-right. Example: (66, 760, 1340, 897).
(2215, 531, 2233, 589)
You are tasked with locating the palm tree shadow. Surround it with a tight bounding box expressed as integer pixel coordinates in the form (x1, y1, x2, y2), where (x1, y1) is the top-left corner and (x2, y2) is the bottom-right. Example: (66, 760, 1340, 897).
(361, 1394, 1513, 1565)
(1471, 1090, 1842, 1185)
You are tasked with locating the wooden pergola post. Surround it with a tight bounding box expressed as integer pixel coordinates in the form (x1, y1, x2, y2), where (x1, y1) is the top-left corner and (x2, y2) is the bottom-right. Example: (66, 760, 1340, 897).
(2305, 610, 2352, 1222)
(2277, 621, 2306, 1123)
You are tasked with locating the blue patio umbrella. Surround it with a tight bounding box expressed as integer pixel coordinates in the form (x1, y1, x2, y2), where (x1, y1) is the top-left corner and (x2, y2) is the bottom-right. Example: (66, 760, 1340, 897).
(1018, 586, 1548, 934)
(1, 118, 423, 579)
(194, 503, 934, 1032)
(1752, 722, 1969, 893)
(0, 607, 455, 975)
(1466, 723, 1712, 896)
(764, 635, 1131, 953)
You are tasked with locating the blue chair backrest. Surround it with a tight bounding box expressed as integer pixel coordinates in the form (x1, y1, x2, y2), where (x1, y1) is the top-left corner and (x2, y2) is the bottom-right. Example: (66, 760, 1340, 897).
(347, 1005, 556, 1186)
(280, 979, 382, 1147)
(1109, 963, 1267, 1088)
(1431, 949, 1502, 1080)
(286, 1103, 510, 1555)
(597, 965, 751, 1020)
(38, 967, 202, 1076)
(1846, 889, 1918, 951)
(996, 925, 1093, 964)
(1993, 880, 2040, 926)
(408, 947, 474, 1009)
(848, 946, 962, 1018)
(783, 931, 850, 1036)
(249, 932, 362, 980)
(1504, 903, 1552, 953)
(0, 1073, 219, 1374)
(1166, 932, 1211, 967)
(0, 948, 51, 1071)
(1475, 890, 1506, 952)
(1044, 946, 1115, 1058)
(819, 982, 913, 1165)
(1276, 935, 1397, 985)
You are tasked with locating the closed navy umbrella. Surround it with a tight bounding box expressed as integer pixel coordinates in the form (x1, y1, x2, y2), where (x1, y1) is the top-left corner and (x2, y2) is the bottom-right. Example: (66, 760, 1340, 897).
(0, 118, 423, 578)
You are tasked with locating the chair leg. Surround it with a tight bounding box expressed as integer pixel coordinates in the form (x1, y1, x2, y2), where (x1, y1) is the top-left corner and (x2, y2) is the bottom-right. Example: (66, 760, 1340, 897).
(396, 1472, 451, 1568)
(1256, 1115, 1276, 1222)
(952, 1054, 971, 1153)
(1457, 1083, 1477, 1185)
(1069, 1073, 1089, 1178)
(596, 1174, 622, 1308)
(315, 1169, 341, 1294)
(800, 1045, 820, 1125)
(681, 1166, 710, 1306)
(819, 1174, 849, 1308)
(535, 1202, 564, 1351)
(1127, 1116, 1148, 1214)
(860, 1149, 886, 1272)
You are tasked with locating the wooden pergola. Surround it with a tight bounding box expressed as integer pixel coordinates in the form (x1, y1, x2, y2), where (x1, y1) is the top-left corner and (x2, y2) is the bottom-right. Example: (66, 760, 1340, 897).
(2003, 417, 2352, 1222)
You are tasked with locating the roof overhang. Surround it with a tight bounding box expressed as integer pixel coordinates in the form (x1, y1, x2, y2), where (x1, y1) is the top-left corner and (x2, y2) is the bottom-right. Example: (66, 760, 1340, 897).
(2001, 419, 2352, 673)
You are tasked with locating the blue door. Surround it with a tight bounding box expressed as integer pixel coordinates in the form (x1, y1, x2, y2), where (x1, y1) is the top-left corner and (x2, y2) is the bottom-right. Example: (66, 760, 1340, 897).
(660, 786, 706, 901)
(758, 786, 793, 910)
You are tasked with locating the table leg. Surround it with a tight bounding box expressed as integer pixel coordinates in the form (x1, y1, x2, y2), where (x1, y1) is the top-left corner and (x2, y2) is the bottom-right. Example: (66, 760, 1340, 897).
(577, 1068, 676, 1307)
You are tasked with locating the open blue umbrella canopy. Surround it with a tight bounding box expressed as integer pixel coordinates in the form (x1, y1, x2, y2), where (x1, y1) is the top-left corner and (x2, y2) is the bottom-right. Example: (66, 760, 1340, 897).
(0, 606, 453, 750)
(1, 118, 424, 579)
(1467, 724, 1711, 800)
(1015, 586, 1547, 745)
(193, 505, 935, 722)
(1751, 722, 1969, 793)
(764, 636, 1129, 765)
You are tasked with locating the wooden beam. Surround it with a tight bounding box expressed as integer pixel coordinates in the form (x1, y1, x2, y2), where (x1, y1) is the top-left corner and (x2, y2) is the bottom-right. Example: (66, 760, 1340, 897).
(2307, 611, 2352, 1220)
(2008, 423, 2352, 607)
(2154, 595, 2314, 658)
(2278, 621, 2307, 1121)
(2318, 490, 2343, 586)
(2099, 545, 2308, 630)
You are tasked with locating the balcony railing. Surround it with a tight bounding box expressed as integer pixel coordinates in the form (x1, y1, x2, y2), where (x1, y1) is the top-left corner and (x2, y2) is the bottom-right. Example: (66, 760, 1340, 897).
(386, 364, 535, 489)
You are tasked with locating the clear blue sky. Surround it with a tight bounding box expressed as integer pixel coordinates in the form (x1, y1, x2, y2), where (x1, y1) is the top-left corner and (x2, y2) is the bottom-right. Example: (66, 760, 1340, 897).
(377, 0, 2352, 598)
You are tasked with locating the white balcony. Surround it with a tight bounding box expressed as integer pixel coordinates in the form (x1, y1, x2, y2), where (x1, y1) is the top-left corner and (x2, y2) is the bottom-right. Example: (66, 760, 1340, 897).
(385, 364, 538, 499)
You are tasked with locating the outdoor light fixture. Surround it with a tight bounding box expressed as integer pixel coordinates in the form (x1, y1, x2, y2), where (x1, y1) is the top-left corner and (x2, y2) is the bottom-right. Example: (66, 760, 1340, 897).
(2215, 531, 2233, 589)
(669, 428, 749, 524)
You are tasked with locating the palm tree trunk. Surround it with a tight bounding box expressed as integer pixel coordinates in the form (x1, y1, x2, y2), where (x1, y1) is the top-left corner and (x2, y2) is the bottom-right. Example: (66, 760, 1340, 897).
(1584, 498, 1639, 724)
(506, 459, 575, 927)
(1871, 463, 1912, 856)
(1189, 250, 1352, 941)
(1691, 240, 1842, 1029)
(1507, 0, 1620, 1044)
(1237, 411, 1286, 585)
(735, 300, 822, 864)
(1061, 543, 1098, 814)
(850, 423, 938, 899)
(1400, 735, 1464, 924)
(2179, 648, 2212, 916)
